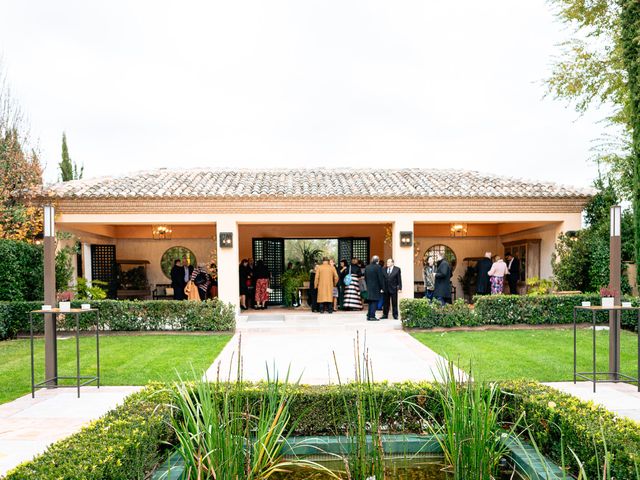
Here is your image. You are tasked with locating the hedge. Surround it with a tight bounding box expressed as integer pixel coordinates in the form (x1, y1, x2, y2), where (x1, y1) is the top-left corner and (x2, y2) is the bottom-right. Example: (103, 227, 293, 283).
(5, 381, 640, 479)
(0, 299, 236, 340)
(401, 294, 640, 331)
(4, 383, 174, 480)
(502, 381, 640, 480)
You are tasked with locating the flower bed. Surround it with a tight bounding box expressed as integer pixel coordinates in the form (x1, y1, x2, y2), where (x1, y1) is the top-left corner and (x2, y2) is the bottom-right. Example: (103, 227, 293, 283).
(0, 299, 235, 340)
(400, 294, 640, 331)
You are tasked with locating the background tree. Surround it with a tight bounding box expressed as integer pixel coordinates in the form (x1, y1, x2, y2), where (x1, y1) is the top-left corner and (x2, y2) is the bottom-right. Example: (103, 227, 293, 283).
(0, 65, 43, 241)
(59, 132, 83, 181)
(620, 0, 640, 287)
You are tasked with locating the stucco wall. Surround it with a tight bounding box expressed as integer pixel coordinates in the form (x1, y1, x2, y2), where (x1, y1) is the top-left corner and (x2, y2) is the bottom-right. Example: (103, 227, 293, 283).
(413, 236, 500, 295)
(114, 238, 215, 287)
(497, 223, 562, 279)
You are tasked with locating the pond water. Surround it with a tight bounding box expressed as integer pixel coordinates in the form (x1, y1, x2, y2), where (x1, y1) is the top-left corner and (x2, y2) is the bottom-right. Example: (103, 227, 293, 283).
(272, 456, 522, 480)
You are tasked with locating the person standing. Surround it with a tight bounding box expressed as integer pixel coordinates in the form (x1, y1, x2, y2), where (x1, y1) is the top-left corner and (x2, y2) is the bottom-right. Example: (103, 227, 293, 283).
(488, 255, 509, 295)
(337, 259, 348, 310)
(364, 255, 385, 321)
(239, 259, 251, 310)
(253, 260, 271, 309)
(314, 257, 339, 313)
(423, 256, 436, 301)
(382, 258, 402, 320)
(190, 263, 211, 301)
(170, 259, 186, 300)
(505, 254, 520, 295)
(343, 258, 363, 310)
(433, 252, 452, 306)
(475, 252, 492, 296)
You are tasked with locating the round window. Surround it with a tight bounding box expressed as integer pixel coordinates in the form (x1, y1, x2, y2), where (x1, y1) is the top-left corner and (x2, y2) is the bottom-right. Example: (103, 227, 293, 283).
(423, 244, 457, 271)
(161, 247, 197, 279)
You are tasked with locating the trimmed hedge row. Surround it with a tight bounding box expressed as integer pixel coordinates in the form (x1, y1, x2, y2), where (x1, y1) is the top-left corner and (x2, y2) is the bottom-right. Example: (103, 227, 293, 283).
(5, 381, 640, 479)
(502, 381, 640, 480)
(4, 383, 173, 480)
(0, 299, 236, 340)
(401, 294, 640, 331)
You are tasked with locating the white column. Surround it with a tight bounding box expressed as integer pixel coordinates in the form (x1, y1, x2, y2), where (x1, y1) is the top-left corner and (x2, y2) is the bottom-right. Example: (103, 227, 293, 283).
(392, 216, 414, 302)
(82, 243, 92, 283)
(216, 217, 240, 312)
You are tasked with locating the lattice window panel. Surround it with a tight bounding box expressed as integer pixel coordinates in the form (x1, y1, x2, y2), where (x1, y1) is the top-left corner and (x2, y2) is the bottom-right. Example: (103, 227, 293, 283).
(338, 238, 370, 264)
(252, 239, 284, 305)
(90, 244, 117, 299)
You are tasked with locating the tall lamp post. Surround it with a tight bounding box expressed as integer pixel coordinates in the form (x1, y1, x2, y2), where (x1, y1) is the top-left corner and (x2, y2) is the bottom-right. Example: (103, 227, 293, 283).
(43, 205, 57, 385)
(609, 205, 622, 381)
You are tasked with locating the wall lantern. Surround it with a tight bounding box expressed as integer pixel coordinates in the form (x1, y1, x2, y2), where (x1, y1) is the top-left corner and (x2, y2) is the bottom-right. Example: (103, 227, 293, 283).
(400, 231, 413, 247)
(610, 205, 621, 237)
(450, 223, 468, 238)
(152, 225, 173, 240)
(219, 232, 233, 248)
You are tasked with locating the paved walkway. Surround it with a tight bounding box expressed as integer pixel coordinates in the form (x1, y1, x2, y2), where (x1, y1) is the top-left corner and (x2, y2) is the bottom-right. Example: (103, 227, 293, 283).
(0, 386, 141, 476)
(207, 311, 454, 384)
(546, 381, 640, 423)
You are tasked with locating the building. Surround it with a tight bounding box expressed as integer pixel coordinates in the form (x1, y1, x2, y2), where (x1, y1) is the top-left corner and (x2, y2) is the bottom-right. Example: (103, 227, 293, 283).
(35, 167, 592, 308)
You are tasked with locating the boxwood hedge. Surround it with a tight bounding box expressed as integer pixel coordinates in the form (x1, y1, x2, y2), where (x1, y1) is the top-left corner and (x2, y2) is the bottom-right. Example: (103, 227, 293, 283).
(401, 294, 640, 331)
(0, 299, 235, 340)
(5, 381, 639, 479)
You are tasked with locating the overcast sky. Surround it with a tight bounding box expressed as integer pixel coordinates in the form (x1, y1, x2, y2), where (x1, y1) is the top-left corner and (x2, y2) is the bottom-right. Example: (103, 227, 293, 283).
(0, 1, 612, 187)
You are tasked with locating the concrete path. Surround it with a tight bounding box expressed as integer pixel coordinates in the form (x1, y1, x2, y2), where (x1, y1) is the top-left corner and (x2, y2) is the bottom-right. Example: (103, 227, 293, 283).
(207, 311, 454, 384)
(0, 386, 141, 476)
(546, 381, 640, 424)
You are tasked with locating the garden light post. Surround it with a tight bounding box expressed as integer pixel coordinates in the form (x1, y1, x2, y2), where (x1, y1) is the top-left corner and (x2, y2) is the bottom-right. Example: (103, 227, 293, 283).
(609, 205, 622, 381)
(43, 204, 57, 385)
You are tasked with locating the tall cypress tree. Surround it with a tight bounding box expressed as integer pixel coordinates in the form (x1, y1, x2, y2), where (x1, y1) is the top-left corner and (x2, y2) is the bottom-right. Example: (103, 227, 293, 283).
(621, 0, 640, 283)
(59, 132, 83, 181)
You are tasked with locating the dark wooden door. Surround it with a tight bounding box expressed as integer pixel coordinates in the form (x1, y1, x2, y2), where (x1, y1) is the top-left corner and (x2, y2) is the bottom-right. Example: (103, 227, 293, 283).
(338, 237, 370, 264)
(90, 244, 117, 299)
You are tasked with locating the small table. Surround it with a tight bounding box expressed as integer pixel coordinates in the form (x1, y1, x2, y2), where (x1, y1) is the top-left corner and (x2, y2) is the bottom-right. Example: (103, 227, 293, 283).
(30, 308, 100, 398)
(573, 305, 640, 392)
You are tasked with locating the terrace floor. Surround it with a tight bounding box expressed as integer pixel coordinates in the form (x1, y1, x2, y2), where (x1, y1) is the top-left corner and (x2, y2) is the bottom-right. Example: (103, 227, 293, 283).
(546, 381, 640, 423)
(207, 311, 454, 384)
(0, 386, 141, 476)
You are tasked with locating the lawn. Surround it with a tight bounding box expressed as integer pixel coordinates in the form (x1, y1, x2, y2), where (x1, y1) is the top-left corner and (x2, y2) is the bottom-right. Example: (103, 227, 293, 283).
(412, 328, 639, 382)
(0, 334, 232, 404)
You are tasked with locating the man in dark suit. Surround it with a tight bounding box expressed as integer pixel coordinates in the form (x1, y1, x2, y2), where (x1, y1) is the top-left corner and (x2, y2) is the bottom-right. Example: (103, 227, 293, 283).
(506, 254, 520, 295)
(381, 258, 402, 320)
(475, 252, 492, 295)
(434, 252, 452, 306)
(364, 255, 385, 321)
(170, 259, 186, 300)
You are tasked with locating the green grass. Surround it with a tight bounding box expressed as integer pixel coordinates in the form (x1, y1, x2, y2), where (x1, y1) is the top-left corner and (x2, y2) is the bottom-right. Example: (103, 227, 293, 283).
(412, 328, 639, 382)
(0, 334, 232, 404)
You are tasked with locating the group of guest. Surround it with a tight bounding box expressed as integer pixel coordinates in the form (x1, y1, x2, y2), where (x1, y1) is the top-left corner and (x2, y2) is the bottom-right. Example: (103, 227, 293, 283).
(475, 252, 520, 295)
(170, 255, 218, 301)
(239, 258, 272, 310)
(421, 252, 453, 305)
(309, 255, 402, 321)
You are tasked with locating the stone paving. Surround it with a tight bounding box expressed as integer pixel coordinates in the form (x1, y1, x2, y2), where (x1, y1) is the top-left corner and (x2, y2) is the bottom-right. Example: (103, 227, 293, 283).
(0, 386, 141, 476)
(546, 381, 640, 423)
(207, 311, 455, 384)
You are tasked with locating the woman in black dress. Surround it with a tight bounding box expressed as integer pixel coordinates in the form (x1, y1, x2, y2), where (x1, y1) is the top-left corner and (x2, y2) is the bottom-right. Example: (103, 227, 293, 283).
(239, 259, 251, 310)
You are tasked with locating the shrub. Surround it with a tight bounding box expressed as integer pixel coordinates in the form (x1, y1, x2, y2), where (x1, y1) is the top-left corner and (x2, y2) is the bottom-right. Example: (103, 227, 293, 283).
(400, 298, 478, 329)
(4, 383, 173, 480)
(401, 294, 640, 331)
(0, 299, 236, 340)
(502, 380, 640, 480)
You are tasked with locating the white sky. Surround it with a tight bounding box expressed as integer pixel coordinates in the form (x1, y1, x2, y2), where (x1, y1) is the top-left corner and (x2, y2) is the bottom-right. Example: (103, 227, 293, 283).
(0, 1, 612, 187)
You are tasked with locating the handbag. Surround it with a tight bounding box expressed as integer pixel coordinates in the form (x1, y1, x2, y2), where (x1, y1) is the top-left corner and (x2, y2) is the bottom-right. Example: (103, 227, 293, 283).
(343, 273, 352, 286)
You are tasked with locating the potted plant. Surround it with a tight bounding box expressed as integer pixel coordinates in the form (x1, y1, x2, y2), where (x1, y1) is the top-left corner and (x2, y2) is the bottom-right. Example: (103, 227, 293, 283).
(600, 286, 617, 308)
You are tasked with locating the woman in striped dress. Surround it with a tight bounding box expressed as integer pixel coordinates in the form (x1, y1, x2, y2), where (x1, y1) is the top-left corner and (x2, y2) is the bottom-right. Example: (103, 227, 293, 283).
(343, 259, 363, 310)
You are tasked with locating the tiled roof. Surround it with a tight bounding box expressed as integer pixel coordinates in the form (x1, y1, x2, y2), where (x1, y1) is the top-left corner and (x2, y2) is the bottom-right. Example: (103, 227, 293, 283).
(39, 168, 593, 199)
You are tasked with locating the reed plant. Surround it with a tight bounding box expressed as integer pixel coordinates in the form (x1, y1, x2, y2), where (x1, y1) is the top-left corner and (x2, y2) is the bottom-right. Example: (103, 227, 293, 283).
(418, 360, 519, 480)
(333, 332, 385, 480)
(170, 338, 337, 479)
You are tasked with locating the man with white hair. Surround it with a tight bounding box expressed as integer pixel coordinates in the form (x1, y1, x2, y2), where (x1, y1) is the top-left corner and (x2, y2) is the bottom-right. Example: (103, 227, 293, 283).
(364, 255, 385, 321)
